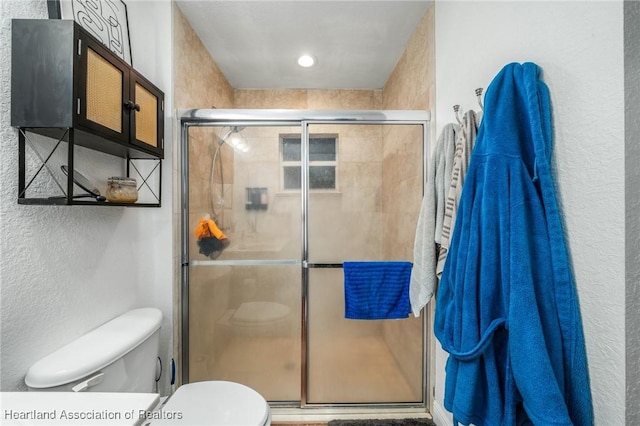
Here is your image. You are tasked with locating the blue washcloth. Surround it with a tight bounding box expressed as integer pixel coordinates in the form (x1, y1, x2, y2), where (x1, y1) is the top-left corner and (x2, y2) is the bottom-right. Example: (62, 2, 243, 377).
(343, 261, 412, 320)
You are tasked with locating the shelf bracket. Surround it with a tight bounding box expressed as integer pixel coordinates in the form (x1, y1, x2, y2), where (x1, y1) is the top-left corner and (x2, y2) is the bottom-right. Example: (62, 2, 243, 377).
(128, 158, 161, 203)
(18, 128, 68, 199)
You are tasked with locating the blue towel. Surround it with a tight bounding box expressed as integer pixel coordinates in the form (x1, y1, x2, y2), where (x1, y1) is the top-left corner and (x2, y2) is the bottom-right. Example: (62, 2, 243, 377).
(343, 261, 412, 320)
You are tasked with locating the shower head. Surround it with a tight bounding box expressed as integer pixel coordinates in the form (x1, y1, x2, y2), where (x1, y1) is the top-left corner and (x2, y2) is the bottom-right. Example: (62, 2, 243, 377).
(210, 126, 247, 226)
(220, 126, 246, 145)
(218, 126, 249, 152)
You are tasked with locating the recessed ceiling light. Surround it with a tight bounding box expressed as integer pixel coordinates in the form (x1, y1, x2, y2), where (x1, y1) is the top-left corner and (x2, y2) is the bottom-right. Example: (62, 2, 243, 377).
(297, 54, 316, 68)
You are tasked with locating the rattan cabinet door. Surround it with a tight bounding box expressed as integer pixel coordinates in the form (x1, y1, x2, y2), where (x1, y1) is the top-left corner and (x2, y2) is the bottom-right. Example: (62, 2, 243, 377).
(77, 32, 164, 158)
(76, 35, 130, 145)
(130, 71, 164, 157)
(86, 48, 124, 134)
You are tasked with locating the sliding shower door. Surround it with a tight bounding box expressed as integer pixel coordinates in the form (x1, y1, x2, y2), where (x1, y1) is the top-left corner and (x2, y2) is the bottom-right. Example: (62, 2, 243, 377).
(186, 123, 303, 402)
(181, 110, 429, 409)
(304, 122, 425, 405)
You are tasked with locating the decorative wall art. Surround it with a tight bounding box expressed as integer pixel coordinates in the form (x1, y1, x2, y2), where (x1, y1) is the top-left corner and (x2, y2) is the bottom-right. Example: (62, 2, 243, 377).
(47, 0, 132, 66)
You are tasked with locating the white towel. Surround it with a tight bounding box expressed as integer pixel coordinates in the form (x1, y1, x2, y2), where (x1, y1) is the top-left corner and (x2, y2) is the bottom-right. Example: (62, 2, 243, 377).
(437, 110, 480, 278)
(410, 123, 459, 317)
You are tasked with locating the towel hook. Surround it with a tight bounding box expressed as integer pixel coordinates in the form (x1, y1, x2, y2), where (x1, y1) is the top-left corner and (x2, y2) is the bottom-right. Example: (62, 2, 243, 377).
(475, 88, 484, 111)
(453, 104, 462, 124)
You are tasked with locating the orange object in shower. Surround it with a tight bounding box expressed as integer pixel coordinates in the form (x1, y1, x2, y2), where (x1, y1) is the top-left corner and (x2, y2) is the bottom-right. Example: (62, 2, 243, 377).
(195, 217, 227, 240)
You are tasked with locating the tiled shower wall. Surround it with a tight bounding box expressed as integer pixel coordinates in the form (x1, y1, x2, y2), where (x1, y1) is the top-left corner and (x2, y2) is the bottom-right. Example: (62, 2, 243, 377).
(173, 3, 235, 386)
(380, 6, 435, 400)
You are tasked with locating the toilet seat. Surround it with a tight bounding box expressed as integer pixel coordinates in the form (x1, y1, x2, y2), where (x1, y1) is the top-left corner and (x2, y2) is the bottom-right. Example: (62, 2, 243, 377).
(151, 381, 270, 426)
(232, 301, 291, 325)
(1, 383, 270, 426)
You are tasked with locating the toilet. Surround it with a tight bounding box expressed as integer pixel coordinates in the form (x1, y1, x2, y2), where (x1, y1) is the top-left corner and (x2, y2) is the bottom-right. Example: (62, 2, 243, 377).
(217, 301, 293, 338)
(11, 308, 271, 426)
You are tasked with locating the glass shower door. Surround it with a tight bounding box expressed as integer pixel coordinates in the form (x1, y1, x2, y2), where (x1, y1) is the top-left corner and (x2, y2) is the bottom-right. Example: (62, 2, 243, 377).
(305, 122, 425, 405)
(181, 111, 429, 409)
(187, 124, 302, 402)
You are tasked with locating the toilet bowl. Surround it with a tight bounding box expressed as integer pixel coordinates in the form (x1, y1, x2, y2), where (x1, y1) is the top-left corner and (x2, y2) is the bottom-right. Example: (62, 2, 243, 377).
(217, 301, 292, 338)
(232, 301, 291, 326)
(14, 308, 270, 425)
(152, 381, 270, 426)
(2, 384, 270, 426)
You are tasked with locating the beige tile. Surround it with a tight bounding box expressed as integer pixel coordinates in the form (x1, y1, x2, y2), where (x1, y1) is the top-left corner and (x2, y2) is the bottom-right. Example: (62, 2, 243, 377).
(234, 90, 308, 109)
(173, 5, 233, 109)
(201, 336, 302, 401)
(382, 3, 434, 111)
(308, 335, 419, 403)
(307, 90, 381, 110)
(197, 334, 420, 404)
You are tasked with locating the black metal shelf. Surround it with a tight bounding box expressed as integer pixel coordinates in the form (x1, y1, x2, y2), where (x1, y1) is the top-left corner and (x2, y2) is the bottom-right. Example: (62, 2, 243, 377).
(17, 198, 161, 207)
(17, 127, 162, 208)
(20, 126, 161, 160)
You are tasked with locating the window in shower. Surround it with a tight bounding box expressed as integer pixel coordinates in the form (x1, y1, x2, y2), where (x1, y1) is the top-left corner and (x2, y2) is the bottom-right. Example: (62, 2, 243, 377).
(281, 134, 337, 190)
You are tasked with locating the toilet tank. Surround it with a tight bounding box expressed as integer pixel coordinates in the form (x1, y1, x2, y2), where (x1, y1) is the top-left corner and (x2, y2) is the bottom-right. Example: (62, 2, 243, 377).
(25, 308, 162, 393)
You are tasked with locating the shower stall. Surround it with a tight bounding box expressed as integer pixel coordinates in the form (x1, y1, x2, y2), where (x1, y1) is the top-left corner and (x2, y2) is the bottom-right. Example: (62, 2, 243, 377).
(180, 109, 430, 408)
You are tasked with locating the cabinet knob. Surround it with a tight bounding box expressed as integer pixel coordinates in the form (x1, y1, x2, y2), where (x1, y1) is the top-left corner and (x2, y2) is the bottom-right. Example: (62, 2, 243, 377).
(124, 100, 141, 111)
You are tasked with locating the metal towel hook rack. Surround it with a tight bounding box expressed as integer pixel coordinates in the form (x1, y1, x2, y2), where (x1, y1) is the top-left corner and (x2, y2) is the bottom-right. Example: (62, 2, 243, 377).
(453, 87, 484, 124)
(475, 87, 484, 111)
(453, 104, 462, 124)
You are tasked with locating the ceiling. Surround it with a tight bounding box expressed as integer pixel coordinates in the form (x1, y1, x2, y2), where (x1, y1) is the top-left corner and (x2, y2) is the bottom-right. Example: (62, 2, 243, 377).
(175, 1, 431, 90)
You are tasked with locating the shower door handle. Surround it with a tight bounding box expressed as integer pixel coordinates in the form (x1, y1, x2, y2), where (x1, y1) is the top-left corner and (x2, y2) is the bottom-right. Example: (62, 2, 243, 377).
(304, 262, 343, 268)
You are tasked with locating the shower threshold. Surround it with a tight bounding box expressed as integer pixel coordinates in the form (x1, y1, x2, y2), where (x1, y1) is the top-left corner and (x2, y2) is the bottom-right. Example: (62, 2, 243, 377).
(271, 407, 433, 424)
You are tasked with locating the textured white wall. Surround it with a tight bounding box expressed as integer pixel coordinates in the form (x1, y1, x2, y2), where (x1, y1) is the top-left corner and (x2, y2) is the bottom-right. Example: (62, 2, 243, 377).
(625, 1, 640, 424)
(0, 0, 174, 393)
(433, 1, 624, 425)
(124, 0, 174, 396)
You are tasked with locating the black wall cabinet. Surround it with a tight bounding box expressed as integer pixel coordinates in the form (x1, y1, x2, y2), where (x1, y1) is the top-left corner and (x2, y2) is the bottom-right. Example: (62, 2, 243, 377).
(11, 19, 164, 206)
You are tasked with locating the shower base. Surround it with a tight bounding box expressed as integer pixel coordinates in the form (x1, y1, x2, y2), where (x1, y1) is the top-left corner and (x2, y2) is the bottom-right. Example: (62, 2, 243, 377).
(191, 334, 420, 405)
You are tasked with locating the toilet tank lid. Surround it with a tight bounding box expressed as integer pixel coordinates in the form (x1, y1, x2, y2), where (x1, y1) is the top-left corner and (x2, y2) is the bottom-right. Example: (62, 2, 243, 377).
(25, 308, 163, 389)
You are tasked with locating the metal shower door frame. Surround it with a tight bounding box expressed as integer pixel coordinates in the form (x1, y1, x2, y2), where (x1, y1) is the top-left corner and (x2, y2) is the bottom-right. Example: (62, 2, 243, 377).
(179, 108, 431, 409)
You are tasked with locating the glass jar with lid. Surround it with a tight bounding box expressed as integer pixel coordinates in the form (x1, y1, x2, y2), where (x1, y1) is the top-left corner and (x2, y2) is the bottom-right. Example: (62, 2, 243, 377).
(106, 177, 138, 203)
